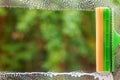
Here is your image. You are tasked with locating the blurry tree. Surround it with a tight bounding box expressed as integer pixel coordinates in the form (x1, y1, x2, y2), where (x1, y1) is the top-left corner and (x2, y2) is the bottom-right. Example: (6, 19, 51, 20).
(0, 8, 96, 72)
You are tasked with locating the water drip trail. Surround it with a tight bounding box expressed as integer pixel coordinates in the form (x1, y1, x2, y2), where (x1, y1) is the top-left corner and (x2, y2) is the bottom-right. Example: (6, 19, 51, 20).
(0, 72, 113, 80)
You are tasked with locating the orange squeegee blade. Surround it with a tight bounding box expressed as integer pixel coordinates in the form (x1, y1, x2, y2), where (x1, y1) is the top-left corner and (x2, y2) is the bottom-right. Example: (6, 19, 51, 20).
(96, 7, 104, 72)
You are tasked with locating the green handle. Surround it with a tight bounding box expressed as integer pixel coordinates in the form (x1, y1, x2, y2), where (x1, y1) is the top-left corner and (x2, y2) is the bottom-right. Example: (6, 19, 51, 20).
(104, 8, 111, 72)
(104, 8, 120, 72)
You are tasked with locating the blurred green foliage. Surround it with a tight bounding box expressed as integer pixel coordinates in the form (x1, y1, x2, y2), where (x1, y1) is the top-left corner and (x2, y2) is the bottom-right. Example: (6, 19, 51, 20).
(112, 0, 120, 6)
(0, 8, 6, 16)
(0, 8, 96, 72)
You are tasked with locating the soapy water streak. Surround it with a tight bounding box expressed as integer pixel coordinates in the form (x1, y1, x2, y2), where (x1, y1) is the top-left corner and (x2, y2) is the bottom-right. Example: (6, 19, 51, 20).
(0, 0, 112, 10)
(0, 72, 113, 80)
